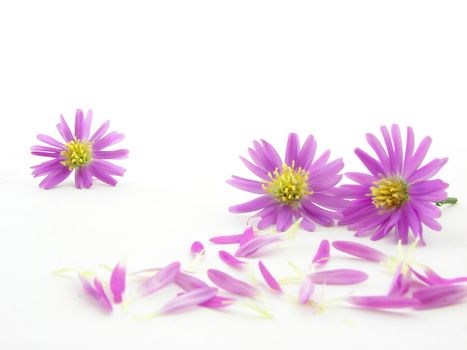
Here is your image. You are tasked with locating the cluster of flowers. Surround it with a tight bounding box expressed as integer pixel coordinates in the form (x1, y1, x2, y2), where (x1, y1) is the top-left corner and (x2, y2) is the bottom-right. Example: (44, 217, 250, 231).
(35, 110, 464, 315)
(33, 110, 456, 244)
(63, 223, 467, 316)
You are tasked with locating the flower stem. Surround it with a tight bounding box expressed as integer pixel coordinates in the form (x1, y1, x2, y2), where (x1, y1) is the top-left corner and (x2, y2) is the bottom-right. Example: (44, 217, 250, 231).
(435, 197, 458, 207)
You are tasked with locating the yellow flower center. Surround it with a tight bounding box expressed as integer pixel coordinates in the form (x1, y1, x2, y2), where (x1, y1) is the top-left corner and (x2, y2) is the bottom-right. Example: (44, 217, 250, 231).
(370, 177, 409, 210)
(263, 161, 312, 205)
(60, 139, 93, 169)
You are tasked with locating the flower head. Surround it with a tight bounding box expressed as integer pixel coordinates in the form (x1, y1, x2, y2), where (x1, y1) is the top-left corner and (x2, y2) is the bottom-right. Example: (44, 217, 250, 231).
(31, 109, 128, 189)
(339, 125, 451, 243)
(228, 133, 346, 232)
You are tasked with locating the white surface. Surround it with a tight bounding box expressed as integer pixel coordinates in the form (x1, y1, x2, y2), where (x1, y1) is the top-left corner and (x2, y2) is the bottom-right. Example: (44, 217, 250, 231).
(1, 1, 467, 349)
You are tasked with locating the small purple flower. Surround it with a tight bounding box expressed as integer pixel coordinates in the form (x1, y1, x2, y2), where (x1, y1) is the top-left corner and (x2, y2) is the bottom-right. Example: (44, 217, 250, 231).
(31, 109, 128, 189)
(339, 125, 454, 244)
(228, 133, 346, 232)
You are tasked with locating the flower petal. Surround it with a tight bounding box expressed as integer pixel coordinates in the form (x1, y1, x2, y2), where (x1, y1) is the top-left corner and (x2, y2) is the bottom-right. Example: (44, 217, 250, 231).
(331, 241, 388, 263)
(348, 295, 418, 309)
(158, 287, 219, 314)
(140, 262, 180, 295)
(309, 269, 368, 285)
(312, 239, 330, 265)
(176, 272, 209, 291)
(413, 285, 467, 309)
(234, 234, 283, 258)
(110, 262, 126, 303)
(229, 196, 276, 214)
(219, 250, 246, 267)
(207, 269, 258, 297)
(299, 276, 315, 304)
(258, 261, 282, 293)
(190, 241, 205, 256)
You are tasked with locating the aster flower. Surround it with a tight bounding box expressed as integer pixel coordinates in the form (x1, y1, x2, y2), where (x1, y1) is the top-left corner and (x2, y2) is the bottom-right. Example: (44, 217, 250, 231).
(31, 109, 128, 189)
(339, 124, 456, 243)
(228, 133, 346, 232)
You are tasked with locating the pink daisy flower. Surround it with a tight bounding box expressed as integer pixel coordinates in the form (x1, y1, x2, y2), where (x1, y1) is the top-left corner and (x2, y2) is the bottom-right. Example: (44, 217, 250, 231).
(31, 109, 128, 189)
(339, 124, 455, 244)
(228, 133, 346, 232)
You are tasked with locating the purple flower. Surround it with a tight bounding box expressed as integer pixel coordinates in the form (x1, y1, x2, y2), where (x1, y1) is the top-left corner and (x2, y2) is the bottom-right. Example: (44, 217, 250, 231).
(339, 125, 452, 243)
(228, 133, 346, 232)
(31, 109, 128, 189)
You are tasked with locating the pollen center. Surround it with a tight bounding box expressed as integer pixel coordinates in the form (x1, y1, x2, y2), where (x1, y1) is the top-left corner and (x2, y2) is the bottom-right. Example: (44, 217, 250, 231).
(263, 161, 312, 205)
(370, 177, 409, 210)
(60, 139, 92, 169)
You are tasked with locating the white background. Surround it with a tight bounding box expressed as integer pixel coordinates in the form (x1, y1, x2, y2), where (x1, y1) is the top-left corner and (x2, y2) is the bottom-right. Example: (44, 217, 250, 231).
(1, 1, 467, 349)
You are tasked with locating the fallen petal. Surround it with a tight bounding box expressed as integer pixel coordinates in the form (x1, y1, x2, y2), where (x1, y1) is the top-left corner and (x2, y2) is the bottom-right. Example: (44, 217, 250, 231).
(312, 239, 330, 265)
(413, 284, 467, 309)
(110, 262, 126, 303)
(199, 295, 235, 308)
(388, 264, 411, 296)
(159, 287, 219, 314)
(141, 262, 180, 295)
(309, 269, 369, 285)
(348, 295, 418, 309)
(239, 226, 255, 246)
(93, 278, 113, 312)
(219, 250, 246, 267)
(207, 269, 258, 297)
(299, 276, 315, 304)
(235, 235, 283, 258)
(332, 241, 388, 262)
(258, 261, 282, 293)
(210, 233, 244, 245)
(175, 272, 209, 291)
(191, 241, 205, 256)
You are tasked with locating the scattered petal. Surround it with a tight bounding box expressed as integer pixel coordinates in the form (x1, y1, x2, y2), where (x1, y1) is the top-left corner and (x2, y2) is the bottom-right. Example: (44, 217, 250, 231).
(332, 240, 388, 262)
(110, 262, 126, 303)
(140, 262, 180, 295)
(191, 241, 205, 256)
(219, 250, 246, 267)
(413, 284, 467, 309)
(312, 239, 330, 265)
(207, 269, 258, 297)
(309, 269, 369, 285)
(158, 287, 219, 314)
(235, 234, 284, 258)
(348, 295, 418, 309)
(258, 261, 282, 293)
(299, 276, 315, 304)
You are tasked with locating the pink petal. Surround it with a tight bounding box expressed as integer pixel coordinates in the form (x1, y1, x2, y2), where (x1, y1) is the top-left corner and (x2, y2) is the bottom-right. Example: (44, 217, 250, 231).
(234, 234, 283, 258)
(413, 285, 467, 309)
(332, 241, 388, 263)
(299, 276, 315, 304)
(219, 250, 246, 267)
(239, 226, 255, 246)
(159, 287, 219, 314)
(176, 272, 209, 291)
(110, 262, 126, 303)
(348, 296, 418, 309)
(199, 295, 235, 308)
(140, 262, 180, 295)
(312, 239, 330, 265)
(258, 261, 282, 293)
(210, 233, 244, 245)
(207, 269, 258, 297)
(190, 241, 205, 256)
(93, 278, 113, 312)
(309, 269, 368, 285)
(388, 264, 411, 296)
